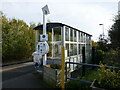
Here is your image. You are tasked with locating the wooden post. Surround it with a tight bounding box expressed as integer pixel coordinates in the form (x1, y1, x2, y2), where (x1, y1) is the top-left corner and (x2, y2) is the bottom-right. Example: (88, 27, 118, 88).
(61, 26, 65, 89)
(92, 47, 95, 70)
(82, 46, 85, 76)
(61, 46, 65, 89)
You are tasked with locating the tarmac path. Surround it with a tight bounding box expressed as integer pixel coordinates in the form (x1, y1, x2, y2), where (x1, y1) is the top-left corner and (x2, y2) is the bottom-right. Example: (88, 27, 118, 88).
(1, 62, 50, 89)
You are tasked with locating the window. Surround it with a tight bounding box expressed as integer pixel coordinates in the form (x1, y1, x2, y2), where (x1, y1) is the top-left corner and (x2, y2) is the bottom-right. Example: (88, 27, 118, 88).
(73, 44, 77, 55)
(84, 34, 86, 43)
(47, 28, 52, 41)
(70, 44, 73, 56)
(74, 30, 77, 42)
(47, 43, 52, 57)
(53, 43, 61, 57)
(78, 32, 81, 42)
(70, 29, 73, 41)
(78, 44, 81, 54)
(53, 27, 61, 41)
(81, 33, 83, 42)
(65, 44, 69, 57)
(65, 27, 69, 41)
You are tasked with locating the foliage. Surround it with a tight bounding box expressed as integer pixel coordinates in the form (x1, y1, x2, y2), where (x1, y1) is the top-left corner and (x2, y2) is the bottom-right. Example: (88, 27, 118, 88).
(97, 34, 109, 52)
(82, 70, 99, 82)
(94, 34, 109, 64)
(65, 70, 99, 89)
(101, 49, 120, 67)
(95, 64, 120, 89)
(92, 41, 98, 47)
(108, 14, 120, 49)
(66, 80, 91, 89)
(66, 65, 120, 89)
(94, 49, 105, 64)
(50, 64, 61, 69)
(2, 11, 36, 62)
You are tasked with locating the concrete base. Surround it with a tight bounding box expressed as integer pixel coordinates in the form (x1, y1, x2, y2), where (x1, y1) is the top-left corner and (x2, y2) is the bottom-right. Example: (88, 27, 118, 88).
(43, 65, 61, 88)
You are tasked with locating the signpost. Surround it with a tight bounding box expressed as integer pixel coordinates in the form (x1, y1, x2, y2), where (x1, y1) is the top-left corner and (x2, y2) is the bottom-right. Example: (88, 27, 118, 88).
(42, 5, 50, 65)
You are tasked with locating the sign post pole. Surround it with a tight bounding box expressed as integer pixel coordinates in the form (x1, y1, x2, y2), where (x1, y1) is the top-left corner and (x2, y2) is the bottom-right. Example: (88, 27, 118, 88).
(42, 5, 50, 65)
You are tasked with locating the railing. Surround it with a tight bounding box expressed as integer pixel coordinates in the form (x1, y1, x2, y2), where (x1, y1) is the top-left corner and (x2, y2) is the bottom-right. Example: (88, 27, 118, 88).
(65, 62, 120, 84)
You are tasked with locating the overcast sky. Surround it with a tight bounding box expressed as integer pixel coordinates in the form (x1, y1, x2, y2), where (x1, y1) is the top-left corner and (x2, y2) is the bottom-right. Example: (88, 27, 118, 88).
(1, 0, 120, 41)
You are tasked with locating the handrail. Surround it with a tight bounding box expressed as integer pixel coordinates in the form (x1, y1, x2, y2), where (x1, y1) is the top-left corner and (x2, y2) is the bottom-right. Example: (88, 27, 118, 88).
(65, 62, 120, 85)
(65, 55, 82, 60)
(66, 77, 92, 84)
(65, 62, 120, 70)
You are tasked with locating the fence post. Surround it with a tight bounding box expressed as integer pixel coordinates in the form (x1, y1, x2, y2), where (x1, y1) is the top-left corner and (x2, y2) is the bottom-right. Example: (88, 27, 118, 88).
(82, 46, 85, 76)
(61, 46, 65, 89)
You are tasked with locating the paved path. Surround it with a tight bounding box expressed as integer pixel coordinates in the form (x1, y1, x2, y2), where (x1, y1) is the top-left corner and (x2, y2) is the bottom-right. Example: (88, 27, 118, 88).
(2, 62, 50, 89)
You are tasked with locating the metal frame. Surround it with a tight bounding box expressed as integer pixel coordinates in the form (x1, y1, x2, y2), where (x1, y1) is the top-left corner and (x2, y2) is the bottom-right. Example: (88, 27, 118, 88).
(65, 62, 120, 85)
(34, 23, 92, 67)
(46, 25, 92, 68)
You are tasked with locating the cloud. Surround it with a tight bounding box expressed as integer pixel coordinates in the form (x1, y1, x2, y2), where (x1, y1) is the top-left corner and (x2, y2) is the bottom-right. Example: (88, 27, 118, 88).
(1, 0, 119, 3)
(48, 2, 117, 41)
(1, 0, 118, 41)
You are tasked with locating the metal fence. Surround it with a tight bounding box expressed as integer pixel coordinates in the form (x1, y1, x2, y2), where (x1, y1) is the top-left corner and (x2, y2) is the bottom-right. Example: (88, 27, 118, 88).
(65, 62, 120, 84)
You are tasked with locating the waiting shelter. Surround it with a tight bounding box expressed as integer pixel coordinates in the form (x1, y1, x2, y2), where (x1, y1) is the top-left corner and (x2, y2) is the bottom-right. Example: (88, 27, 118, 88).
(34, 22, 92, 72)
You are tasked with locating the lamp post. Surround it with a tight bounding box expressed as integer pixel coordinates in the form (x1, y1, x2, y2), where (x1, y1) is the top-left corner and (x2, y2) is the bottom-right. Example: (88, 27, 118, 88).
(99, 24, 104, 39)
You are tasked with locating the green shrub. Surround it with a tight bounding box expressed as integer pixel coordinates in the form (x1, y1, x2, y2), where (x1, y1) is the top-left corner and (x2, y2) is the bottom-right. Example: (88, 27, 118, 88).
(65, 70, 99, 89)
(66, 65, 120, 89)
(95, 50, 105, 64)
(96, 64, 120, 89)
(102, 50, 120, 67)
(65, 80, 91, 89)
(50, 64, 61, 69)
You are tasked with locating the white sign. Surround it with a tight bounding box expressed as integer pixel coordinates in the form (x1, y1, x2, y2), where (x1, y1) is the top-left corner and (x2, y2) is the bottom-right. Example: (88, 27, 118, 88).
(42, 5, 50, 15)
(40, 34, 48, 41)
(37, 42, 49, 55)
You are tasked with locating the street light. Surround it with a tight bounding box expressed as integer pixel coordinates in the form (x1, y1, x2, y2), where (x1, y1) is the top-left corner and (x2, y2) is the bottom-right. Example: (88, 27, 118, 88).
(99, 24, 104, 39)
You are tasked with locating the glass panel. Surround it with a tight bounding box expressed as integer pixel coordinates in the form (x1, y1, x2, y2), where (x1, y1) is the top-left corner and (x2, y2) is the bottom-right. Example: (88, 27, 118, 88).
(53, 27, 61, 41)
(70, 58, 74, 71)
(53, 43, 61, 57)
(65, 44, 69, 57)
(74, 58, 77, 69)
(88, 36, 90, 44)
(73, 44, 77, 55)
(70, 44, 73, 56)
(84, 34, 86, 43)
(86, 35, 88, 44)
(74, 30, 77, 42)
(78, 44, 81, 54)
(47, 43, 52, 57)
(78, 32, 81, 42)
(47, 28, 52, 41)
(65, 27, 69, 41)
(81, 33, 83, 42)
(70, 29, 73, 41)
